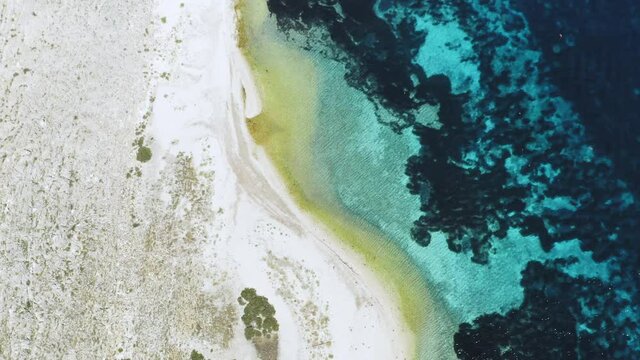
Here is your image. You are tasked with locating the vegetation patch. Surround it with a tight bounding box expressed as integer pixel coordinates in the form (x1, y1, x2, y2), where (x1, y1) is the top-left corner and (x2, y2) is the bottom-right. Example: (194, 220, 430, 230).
(190, 350, 205, 360)
(237, 288, 279, 340)
(136, 145, 152, 162)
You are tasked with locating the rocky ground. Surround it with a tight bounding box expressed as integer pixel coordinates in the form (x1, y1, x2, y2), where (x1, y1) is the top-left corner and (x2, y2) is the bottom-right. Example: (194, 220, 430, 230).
(0, 1, 243, 358)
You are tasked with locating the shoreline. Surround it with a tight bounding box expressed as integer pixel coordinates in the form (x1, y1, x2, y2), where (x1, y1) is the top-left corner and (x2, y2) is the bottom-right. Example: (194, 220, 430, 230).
(205, 0, 422, 357)
(230, 53, 416, 354)
(231, 0, 457, 358)
(225, 17, 417, 360)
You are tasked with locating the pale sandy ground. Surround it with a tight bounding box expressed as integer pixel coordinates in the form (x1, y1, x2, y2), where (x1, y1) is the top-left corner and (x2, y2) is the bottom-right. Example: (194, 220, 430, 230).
(0, 0, 413, 359)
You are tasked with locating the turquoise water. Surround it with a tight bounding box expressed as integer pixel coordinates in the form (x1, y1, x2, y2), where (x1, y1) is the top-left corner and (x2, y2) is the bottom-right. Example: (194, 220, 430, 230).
(311, 52, 606, 323)
(314, 58, 423, 250)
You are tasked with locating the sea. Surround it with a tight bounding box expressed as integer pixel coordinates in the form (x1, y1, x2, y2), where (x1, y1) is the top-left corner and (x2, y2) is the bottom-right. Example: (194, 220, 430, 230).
(242, 0, 640, 358)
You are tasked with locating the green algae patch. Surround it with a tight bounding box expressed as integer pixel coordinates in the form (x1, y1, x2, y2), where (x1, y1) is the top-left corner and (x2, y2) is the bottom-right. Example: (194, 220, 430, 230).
(136, 145, 152, 162)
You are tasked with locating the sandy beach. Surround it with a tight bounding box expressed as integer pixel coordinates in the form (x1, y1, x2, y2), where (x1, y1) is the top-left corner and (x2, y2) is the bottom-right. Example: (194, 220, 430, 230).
(0, 0, 415, 358)
(193, 0, 416, 358)
(212, 0, 415, 357)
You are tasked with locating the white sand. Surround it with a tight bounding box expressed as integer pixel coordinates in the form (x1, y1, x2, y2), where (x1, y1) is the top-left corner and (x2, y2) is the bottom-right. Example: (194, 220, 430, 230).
(157, 0, 414, 358)
(0, 0, 414, 358)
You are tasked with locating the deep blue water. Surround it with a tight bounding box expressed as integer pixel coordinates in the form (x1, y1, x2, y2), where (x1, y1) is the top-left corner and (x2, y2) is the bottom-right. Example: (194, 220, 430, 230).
(265, 0, 640, 358)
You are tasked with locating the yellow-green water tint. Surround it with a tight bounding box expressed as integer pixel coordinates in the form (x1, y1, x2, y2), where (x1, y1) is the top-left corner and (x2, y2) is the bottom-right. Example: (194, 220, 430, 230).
(235, 0, 456, 358)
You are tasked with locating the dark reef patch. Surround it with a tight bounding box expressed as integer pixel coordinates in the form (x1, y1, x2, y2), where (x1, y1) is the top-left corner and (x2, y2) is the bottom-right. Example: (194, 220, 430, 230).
(264, 0, 640, 357)
(455, 259, 640, 359)
(513, 0, 640, 192)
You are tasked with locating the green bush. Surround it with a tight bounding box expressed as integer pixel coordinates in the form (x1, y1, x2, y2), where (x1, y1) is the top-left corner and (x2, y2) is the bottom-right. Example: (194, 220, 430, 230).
(136, 146, 152, 162)
(238, 288, 279, 340)
(190, 350, 204, 360)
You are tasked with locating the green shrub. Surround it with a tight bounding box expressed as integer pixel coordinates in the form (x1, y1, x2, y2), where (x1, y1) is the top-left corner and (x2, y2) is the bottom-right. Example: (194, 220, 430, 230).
(238, 288, 279, 340)
(190, 350, 204, 360)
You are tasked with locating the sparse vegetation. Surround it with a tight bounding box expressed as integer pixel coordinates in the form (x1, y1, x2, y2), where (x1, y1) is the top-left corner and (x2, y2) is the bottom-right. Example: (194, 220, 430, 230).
(0, 1, 237, 358)
(133, 122, 152, 164)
